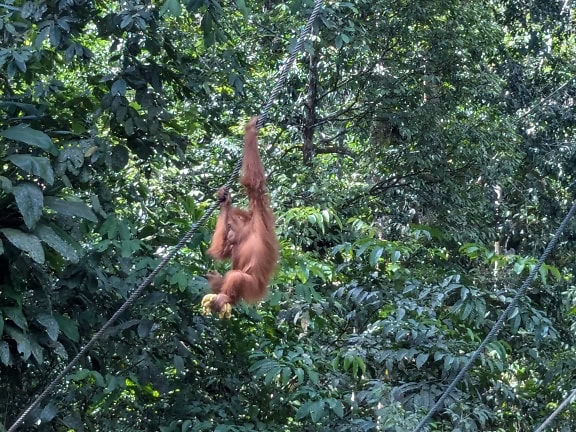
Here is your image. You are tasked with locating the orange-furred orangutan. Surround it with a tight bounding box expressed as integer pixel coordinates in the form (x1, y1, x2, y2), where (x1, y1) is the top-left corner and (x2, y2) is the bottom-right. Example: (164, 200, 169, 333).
(203, 117, 279, 317)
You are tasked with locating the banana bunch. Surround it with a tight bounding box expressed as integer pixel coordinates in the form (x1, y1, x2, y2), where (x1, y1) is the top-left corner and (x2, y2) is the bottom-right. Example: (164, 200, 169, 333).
(201, 294, 232, 319)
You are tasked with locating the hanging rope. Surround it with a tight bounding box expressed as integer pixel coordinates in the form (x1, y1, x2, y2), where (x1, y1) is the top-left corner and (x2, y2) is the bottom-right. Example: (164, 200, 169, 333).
(534, 387, 576, 432)
(7, 1, 323, 431)
(412, 201, 576, 432)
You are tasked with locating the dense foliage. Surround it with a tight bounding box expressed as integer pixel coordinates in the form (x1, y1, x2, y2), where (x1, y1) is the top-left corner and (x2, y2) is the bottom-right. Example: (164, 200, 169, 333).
(2, 0, 576, 431)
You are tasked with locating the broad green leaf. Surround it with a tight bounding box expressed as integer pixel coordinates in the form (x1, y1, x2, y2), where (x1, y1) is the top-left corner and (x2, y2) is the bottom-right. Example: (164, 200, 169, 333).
(236, 0, 249, 18)
(160, 0, 182, 17)
(5, 327, 31, 360)
(281, 367, 291, 386)
(13, 183, 43, 229)
(35, 223, 80, 263)
(264, 366, 281, 385)
(296, 401, 312, 420)
(331, 399, 344, 418)
(4, 307, 28, 330)
(111, 78, 127, 96)
(310, 400, 325, 422)
(0, 175, 12, 192)
(0, 124, 57, 155)
(307, 368, 319, 384)
(54, 314, 80, 342)
(549, 265, 562, 280)
(0, 341, 9, 365)
(44, 196, 98, 222)
(0, 228, 45, 264)
(6, 154, 54, 185)
(173, 355, 185, 374)
(538, 265, 548, 283)
(37, 314, 59, 341)
(416, 353, 429, 369)
(369, 246, 383, 266)
(30, 338, 43, 364)
(335, 34, 343, 49)
(343, 354, 351, 371)
(295, 367, 304, 383)
(40, 403, 58, 422)
(138, 319, 154, 338)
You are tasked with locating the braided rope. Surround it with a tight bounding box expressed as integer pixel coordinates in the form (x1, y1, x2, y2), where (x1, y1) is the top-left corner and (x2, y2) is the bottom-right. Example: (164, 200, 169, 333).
(413, 201, 576, 432)
(7, 1, 323, 430)
(534, 387, 576, 432)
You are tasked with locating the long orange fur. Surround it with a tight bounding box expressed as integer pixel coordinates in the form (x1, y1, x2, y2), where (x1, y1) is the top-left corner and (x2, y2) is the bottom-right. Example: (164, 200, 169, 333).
(206, 117, 279, 312)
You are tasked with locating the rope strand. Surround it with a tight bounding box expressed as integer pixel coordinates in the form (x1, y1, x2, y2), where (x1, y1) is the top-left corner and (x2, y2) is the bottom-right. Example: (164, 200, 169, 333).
(534, 388, 576, 432)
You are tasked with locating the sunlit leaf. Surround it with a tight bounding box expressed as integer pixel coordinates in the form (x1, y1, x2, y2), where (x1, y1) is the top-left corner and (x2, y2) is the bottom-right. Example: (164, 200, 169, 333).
(13, 183, 43, 229)
(0, 228, 45, 264)
(6, 154, 54, 185)
(40, 403, 58, 422)
(44, 196, 98, 222)
(37, 314, 59, 341)
(35, 223, 81, 263)
(54, 314, 79, 342)
(0, 124, 57, 155)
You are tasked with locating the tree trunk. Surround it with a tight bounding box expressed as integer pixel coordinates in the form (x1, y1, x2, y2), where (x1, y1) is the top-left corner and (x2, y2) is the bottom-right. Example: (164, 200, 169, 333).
(302, 51, 319, 166)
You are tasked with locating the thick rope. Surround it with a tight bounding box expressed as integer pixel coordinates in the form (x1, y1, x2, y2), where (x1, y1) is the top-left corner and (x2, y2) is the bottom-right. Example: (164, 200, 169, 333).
(534, 387, 576, 432)
(413, 201, 576, 432)
(7, 1, 323, 431)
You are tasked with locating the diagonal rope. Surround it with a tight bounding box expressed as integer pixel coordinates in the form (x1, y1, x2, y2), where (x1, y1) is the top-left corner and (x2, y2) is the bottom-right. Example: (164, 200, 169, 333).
(412, 201, 576, 432)
(534, 387, 576, 432)
(7, 1, 323, 431)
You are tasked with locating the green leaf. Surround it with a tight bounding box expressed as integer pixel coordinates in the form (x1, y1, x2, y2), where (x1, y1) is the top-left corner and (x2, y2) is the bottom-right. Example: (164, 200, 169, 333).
(369, 246, 383, 266)
(173, 355, 185, 374)
(335, 35, 343, 49)
(40, 403, 58, 422)
(355, 239, 373, 257)
(0, 228, 45, 264)
(4, 307, 28, 330)
(415, 353, 429, 369)
(5, 327, 31, 360)
(44, 196, 98, 222)
(35, 223, 80, 263)
(13, 183, 43, 229)
(296, 401, 312, 420)
(295, 367, 304, 383)
(281, 366, 291, 386)
(0, 175, 12, 192)
(182, 419, 193, 431)
(111, 78, 127, 96)
(160, 0, 182, 17)
(264, 366, 281, 385)
(37, 314, 59, 341)
(307, 368, 319, 385)
(30, 338, 43, 364)
(236, 0, 249, 18)
(0, 341, 9, 365)
(310, 400, 325, 422)
(54, 314, 80, 342)
(6, 155, 55, 185)
(329, 399, 344, 418)
(0, 124, 57, 155)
